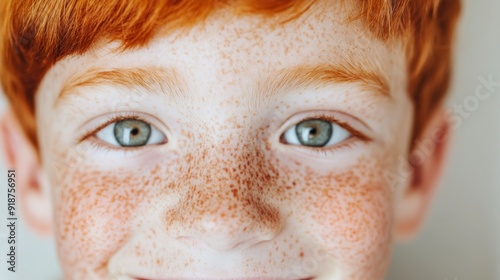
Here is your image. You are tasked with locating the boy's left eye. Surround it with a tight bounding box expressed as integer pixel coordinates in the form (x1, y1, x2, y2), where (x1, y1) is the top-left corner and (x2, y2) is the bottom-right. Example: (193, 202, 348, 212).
(281, 119, 351, 148)
(96, 119, 167, 147)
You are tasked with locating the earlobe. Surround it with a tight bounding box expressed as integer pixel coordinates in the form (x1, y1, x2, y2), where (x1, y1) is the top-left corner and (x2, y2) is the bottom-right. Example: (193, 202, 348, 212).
(0, 111, 53, 237)
(394, 107, 452, 241)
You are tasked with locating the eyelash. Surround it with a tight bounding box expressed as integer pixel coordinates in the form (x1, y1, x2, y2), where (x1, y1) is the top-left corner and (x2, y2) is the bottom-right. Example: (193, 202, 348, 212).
(280, 112, 371, 157)
(304, 142, 356, 157)
(78, 112, 146, 144)
(79, 112, 370, 157)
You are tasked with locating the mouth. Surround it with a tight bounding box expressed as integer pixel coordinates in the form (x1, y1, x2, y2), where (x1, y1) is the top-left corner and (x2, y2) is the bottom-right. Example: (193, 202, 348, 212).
(131, 277, 315, 280)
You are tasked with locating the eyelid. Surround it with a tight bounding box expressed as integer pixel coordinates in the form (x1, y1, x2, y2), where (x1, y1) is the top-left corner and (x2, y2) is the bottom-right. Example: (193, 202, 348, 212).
(276, 112, 372, 159)
(78, 113, 141, 143)
(77, 112, 169, 145)
(278, 111, 373, 143)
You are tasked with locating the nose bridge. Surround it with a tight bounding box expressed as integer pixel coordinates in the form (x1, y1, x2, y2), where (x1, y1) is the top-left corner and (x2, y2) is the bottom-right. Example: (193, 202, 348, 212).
(191, 178, 278, 242)
(166, 137, 282, 251)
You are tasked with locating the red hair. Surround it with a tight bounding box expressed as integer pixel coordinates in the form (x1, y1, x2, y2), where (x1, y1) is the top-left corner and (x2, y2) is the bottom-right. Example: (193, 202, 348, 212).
(0, 0, 461, 148)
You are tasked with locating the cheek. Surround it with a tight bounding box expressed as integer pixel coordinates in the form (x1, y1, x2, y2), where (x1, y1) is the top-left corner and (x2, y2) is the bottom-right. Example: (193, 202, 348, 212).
(50, 165, 152, 275)
(280, 156, 394, 267)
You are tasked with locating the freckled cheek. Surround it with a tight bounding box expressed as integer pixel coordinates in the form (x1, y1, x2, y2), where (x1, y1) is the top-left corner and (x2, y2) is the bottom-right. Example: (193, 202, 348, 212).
(51, 169, 149, 271)
(318, 182, 392, 263)
(285, 163, 393, 264)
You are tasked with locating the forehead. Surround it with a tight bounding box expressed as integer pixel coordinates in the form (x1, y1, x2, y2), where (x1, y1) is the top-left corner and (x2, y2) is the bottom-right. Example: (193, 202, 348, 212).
(38, 0, 405, 108)
(56, 2, 391, 69)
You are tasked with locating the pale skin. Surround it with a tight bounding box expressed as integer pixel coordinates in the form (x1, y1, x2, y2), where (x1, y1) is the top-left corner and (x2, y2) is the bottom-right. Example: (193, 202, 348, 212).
(0, 1, 451, 279)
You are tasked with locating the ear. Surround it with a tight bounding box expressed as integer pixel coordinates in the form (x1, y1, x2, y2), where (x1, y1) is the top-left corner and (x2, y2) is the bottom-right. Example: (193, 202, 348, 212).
(394, 107, 452, 241)
(0, 110, 53, 237)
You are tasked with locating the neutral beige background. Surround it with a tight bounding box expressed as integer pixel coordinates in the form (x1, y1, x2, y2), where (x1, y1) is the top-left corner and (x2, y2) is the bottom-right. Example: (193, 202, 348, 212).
(388, 0, 500, 279)
(0, 0, 499, 279)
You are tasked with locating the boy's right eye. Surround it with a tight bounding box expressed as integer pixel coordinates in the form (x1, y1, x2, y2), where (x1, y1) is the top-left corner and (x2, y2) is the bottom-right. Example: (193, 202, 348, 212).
(95, 119, 167, 147)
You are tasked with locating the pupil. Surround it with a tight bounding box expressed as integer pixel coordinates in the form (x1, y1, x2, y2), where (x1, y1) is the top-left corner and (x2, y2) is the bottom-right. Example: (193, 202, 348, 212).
(295, 119, 333, 147)
(113, 119, 152, 147)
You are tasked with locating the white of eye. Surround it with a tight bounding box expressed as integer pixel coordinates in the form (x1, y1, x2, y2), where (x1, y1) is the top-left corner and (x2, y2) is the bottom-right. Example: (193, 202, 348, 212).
(282, 121, 351, 147)
(96, 120, 166, 147)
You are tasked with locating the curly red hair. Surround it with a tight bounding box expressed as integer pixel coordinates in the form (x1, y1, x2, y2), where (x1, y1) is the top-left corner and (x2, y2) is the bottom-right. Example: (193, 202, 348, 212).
(0, 0, 461, 148)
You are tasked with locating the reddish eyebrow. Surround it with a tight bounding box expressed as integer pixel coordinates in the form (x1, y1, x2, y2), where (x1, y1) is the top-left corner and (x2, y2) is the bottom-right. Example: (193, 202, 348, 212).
(56, 63, 389, 106)
(56, 66, 185, 105)
(259, 63, 390, 100)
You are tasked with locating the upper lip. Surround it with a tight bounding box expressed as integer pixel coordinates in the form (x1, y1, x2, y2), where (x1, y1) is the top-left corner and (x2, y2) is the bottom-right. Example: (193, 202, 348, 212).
(133, 277, 314, 280)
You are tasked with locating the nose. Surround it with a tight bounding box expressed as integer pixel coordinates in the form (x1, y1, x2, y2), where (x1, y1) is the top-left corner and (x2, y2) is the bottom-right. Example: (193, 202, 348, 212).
(173, 192, 281, 251)
(165, 149, 283, 252)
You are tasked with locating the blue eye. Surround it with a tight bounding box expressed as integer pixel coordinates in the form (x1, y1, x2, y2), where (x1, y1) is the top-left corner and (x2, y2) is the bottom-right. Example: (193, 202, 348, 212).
(96, 119, 167, 147)
(281, 119, 351, 148)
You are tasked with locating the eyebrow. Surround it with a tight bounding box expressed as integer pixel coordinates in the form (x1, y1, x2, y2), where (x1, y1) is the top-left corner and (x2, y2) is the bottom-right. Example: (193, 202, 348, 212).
(258, 62, 390, 101)
(56, 66, 185, 106)
(57, 63, 389, 105)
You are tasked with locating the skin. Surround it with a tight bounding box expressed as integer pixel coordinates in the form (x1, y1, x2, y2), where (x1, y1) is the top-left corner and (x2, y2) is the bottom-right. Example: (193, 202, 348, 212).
(1, 1, 451, 279)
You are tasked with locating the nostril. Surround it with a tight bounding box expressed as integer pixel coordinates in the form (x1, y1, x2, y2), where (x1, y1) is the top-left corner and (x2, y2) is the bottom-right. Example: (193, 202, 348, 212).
(174, 236, 205, 248)
(165, 188, 283, 253)
(175, 235, 266, 252)
(231, 236, 263, 250)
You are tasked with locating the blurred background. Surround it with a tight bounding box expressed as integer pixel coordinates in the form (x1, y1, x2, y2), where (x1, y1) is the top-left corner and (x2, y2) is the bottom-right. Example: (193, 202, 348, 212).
(0, 0, 499, 279)
(388, 0, 500, 279)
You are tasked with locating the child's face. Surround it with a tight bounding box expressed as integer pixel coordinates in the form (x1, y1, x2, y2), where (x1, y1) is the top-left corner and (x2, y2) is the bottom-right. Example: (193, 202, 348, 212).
(34, 1, 415, 279)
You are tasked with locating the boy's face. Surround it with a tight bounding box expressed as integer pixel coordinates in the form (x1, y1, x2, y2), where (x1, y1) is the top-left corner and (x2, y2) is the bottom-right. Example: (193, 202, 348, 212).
(30, 1, 419, 279)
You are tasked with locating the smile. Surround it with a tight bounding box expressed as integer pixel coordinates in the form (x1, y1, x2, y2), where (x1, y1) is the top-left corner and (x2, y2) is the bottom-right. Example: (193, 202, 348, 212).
(132, 277, 315, 280)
